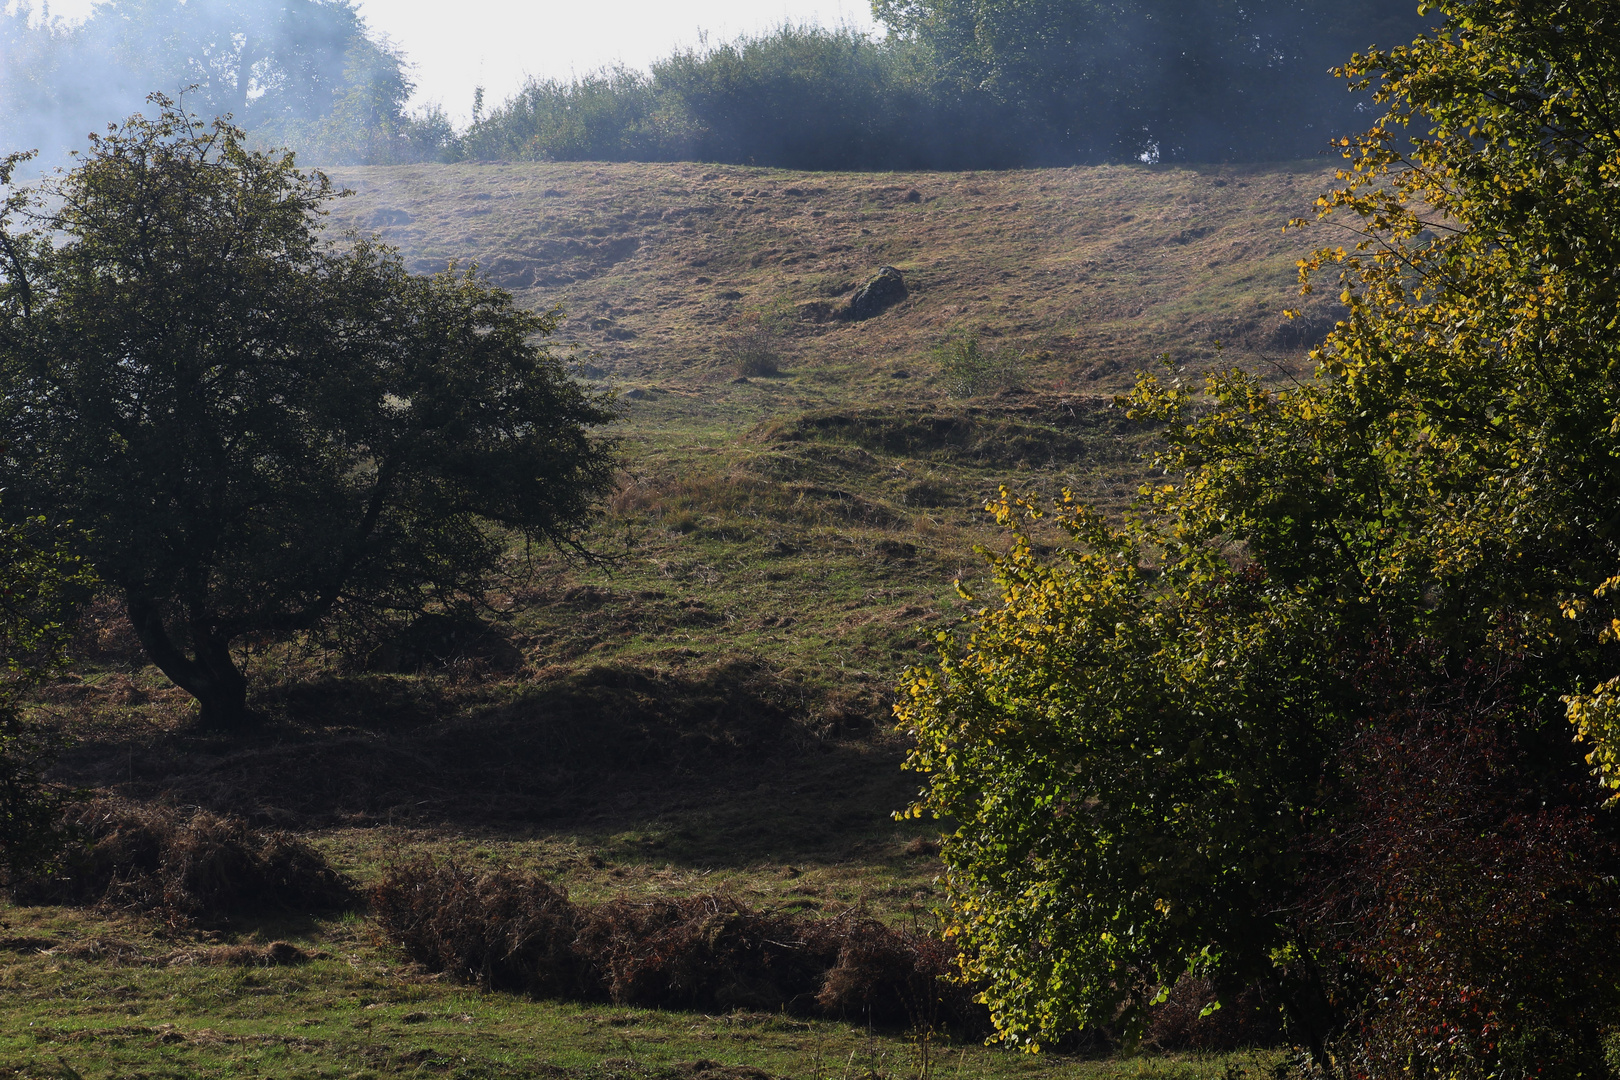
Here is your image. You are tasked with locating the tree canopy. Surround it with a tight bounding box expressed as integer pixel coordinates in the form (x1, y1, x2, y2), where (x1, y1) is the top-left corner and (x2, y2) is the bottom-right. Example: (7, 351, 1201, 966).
(0, 103, 619, 728)
(0, 0, 450, 167)
(897, 0, 1620, 1072)
(870, 0, 1434, 162)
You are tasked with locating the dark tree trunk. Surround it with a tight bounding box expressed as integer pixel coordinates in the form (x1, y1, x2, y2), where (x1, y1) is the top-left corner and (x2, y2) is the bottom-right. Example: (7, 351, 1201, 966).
(125, 594, 249, 729)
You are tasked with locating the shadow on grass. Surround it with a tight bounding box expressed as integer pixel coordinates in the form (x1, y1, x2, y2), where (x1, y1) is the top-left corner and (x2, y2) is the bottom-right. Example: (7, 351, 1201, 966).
(54, 660, 918, 866)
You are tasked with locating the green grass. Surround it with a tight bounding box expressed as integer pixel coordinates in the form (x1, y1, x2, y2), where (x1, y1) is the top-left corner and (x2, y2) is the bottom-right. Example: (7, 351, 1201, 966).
(10, 158, 1343, 1079)
(0, 905, 1287, 1080)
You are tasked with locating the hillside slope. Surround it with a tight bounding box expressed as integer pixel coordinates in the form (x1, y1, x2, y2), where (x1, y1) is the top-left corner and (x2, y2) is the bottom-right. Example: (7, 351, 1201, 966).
(40, 159, 1357, 828)
(47, 160, 1353, 833)
(324, 160, 1342, 390)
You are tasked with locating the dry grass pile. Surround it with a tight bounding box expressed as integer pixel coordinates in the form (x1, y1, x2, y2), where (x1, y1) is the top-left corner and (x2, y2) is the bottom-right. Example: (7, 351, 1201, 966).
(13, 798, 357, 924)
(373, 860, 983, 1034)
(368, 860, 586, 997)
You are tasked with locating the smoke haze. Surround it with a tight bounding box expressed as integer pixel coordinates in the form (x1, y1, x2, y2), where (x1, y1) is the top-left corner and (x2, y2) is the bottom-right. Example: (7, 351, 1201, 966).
(3, 0, 1437, 173)
(2, 0, 410, 172)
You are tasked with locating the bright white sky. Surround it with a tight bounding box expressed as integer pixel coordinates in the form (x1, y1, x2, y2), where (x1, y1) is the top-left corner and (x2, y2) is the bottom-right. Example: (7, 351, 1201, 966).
(38, 0, 881, 124)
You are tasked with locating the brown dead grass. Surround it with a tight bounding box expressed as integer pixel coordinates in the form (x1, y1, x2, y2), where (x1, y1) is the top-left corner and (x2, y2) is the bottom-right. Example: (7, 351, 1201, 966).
(14, 798, 357, 925)
(322, 161, 1338, 392)
(371, 859, 982, 1036)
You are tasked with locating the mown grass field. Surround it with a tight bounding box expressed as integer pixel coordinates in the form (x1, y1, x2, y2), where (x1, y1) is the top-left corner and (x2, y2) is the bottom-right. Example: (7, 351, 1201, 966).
(3, 159, 1339, 1080)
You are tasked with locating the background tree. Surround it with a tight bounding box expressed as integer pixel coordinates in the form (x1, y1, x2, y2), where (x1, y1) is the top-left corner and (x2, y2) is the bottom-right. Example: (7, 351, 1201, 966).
(0, 0, 444, 167)
(870, 0, 1433, 162)
(2, 0, 1433, 169)
(897, 0, 1620, 1071)
(0, 104, 619, 729)
(81, 0, 366, 123)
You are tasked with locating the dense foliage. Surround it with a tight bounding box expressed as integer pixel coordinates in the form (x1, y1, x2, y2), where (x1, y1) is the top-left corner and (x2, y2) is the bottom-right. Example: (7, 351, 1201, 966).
(0, 104, 619, 729)
(898, 494, 1342, 1047)
(461, 2, 1429, 169)
(458, 24, 1035, 170)
(0, 512, 92, 889)
(897, 0, 1620, 1073)
(875, 0, 1429, 163)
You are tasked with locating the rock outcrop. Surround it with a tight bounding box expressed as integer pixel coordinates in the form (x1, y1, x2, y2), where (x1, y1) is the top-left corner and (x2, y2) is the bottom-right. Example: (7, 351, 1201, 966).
(846, 266, 907, 320)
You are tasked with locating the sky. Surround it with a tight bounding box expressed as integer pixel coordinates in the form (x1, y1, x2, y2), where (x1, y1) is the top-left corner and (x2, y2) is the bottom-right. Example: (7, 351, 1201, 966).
(34, 0, 881, 124)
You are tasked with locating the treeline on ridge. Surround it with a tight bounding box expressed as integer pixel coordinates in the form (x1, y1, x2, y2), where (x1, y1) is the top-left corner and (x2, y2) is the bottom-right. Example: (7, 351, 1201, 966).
(463, 0, 1430, 169)
(2, 0, 1432, 170)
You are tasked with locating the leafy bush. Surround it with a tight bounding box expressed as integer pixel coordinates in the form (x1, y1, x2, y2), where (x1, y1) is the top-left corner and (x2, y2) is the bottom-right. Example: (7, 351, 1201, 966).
(930, 336, 1026, 398)
(459, 24, 1029, 170)
(0, 712, 79, 890)
(0, 511, 93, 891)
(718, 325, 782, 378)
(894, 2, 1620, 1068)
(897, 494, 1338, 1048)
(460, 67, 689, 163)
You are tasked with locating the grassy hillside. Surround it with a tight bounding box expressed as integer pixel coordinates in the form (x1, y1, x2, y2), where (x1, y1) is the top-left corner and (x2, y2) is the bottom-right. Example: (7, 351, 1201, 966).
(323, 160, 1340, 386)
(3, 160, 1341, 1079)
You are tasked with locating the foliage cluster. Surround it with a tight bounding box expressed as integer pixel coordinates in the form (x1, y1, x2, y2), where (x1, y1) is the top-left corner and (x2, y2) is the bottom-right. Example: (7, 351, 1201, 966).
(457, 2, 1430, 170)
(4, 0, 1428, 169)
(459, 24, 1026, 171)
(1301, 644, 1620, 1078)
(875, 0, 1429, 164)
(896, 0, 1620, 1074)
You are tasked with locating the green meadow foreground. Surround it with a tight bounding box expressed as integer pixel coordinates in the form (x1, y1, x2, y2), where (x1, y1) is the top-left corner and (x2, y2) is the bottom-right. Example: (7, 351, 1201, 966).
(2, 160, 1330, 1079)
